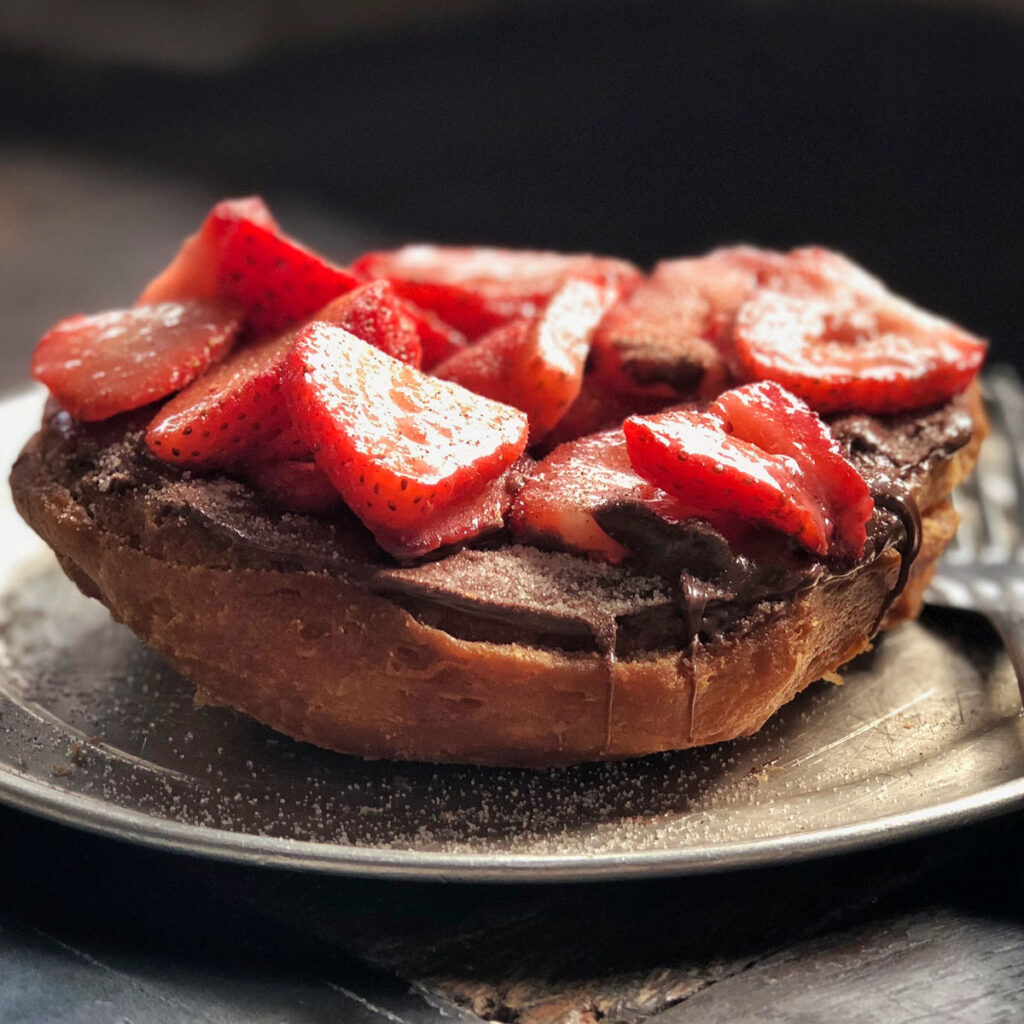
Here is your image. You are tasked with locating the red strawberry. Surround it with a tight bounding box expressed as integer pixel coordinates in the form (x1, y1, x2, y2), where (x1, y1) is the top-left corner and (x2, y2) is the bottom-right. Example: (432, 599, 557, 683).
(353, 244, 641, 339)
(754, 246, 891, 302)
(146, 330, 296, 468)
(139, 197, 361, 335)
(625, 382, 874, 559)
(713, 381, 874, 558)
(315, 280, 422, 366)
(401, 301, 467, 369)
(733, 289, 987, 414)
(535, 373, 670, 454)
(591, 274, 729, 401)
(284, 322, 529, 555)
(377, 456, 533, 559)
(589, 247, 790, 400)
(509, 429, 689, 563)
(138, 197, 277, 303)
(244, 459, 344, 516)
(32, 299, 240, 422)
(433, 278, 620, 441)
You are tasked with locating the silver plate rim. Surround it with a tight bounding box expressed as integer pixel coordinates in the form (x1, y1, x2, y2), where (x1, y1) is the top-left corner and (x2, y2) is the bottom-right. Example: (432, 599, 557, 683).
(3, 748, 1024, 881)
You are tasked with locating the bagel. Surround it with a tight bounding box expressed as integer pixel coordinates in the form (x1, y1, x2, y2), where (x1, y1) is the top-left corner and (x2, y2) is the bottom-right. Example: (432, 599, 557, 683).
(10, 389, 984, 766)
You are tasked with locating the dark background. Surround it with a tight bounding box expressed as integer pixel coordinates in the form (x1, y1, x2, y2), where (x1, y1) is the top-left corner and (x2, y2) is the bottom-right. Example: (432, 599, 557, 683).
(0, 0, 1021, 380)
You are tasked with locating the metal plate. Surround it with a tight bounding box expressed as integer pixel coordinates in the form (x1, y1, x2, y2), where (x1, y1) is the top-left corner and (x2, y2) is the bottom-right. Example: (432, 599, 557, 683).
(1, 387, 1023, 881)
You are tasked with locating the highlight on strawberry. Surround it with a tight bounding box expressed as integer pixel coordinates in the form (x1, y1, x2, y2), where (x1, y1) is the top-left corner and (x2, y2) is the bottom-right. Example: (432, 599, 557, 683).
(624, 381, 875, 560)
(32, 299, 241, 422)
(285, 322, 530, 556)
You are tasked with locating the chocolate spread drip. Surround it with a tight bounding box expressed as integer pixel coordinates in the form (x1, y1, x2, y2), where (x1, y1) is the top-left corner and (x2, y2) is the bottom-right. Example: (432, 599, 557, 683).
(597, 502, 824, 640)
(870, 485, 923, 631)
(679, 576, 710, 640)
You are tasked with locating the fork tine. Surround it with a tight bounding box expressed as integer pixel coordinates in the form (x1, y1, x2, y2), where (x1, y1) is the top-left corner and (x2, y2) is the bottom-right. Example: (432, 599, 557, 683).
(983, 367, 1024, 558)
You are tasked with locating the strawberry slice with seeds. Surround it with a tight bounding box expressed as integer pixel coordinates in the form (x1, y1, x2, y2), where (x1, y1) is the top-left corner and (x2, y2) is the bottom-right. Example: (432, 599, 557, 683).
(376, 456, 533, 559)
(353, 244, 641, 339)
(285, 322, 529, 554)
(244, 459, 344, 516)
(148, 284, 432, 470)
(509, 429, 690, 563)
(734, 289, 987, 414)
(32, 299, 240, 422)
(138, 197, 277, 303)
(401, 301, 468, 369)
(625, 411, 829, 555)
(139, 197, 361, 335)
(146, 330, 296, 469)
(625, 382, 874, 559)
(315, 280, 422, 366)
(433, 277, 621, 441)
(713, 381, 874, 559)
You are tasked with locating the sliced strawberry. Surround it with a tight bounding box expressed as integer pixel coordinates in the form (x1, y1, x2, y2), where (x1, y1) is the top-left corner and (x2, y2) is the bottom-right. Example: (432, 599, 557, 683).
(754, 246, 891, 302)
(733, 289, 987, 414)
(315, 280, 421, 366)
(591, 274, 730, 401)
(509, 429, 689, 562)
(624, 382, 874, 559)
(147, 284, 430, 470)
(401, 300, 468, 370)
(139, 197, 361, 335)
(244, 459, 344, 516)
(377, 456, 533, 559)
(284, 323, 529, 554)
(433, 277, 620, 441)
(353, 244, 641, 338)
(254, 421, 310, 462)
(625, 412, 828, 555)
(32, 299, 240, 422)
(536, 373, 670, 454)
(146, 330, 295, 469)
(713, 381, 874, 559)
(589, 247, 791, 401)
(138, 197, 277, 303)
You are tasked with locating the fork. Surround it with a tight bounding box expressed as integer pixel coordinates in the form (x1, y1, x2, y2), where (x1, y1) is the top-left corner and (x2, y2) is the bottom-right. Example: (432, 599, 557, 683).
(926, 366, 1024, 704)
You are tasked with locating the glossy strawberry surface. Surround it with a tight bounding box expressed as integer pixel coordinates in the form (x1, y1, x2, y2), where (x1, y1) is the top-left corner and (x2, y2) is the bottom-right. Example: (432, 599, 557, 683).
(32, 300, 240, 422)
(734, 289, 987, 413)
(625, 382, 874, 559)
(510, 429, 689, 562)
(139, 197, 277, 304)
(139, 197, 360, 334)
(316, 281, 422, 366)
(713, 381, 874, 559)
(146, 330, 296, 469)
(354, 244, 640, 339)
(433, 277, 620, 441)
(285, 323, 529, 553)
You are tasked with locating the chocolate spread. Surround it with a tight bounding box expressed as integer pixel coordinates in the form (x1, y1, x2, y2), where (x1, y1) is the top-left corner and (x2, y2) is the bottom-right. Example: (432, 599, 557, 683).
(24, 394, 973, 658)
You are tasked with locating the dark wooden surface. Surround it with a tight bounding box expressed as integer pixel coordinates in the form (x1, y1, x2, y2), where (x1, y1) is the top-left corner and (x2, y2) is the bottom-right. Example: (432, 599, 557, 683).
(3, 20, 1024, 1013)
(3, 800, 1024, 1023)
